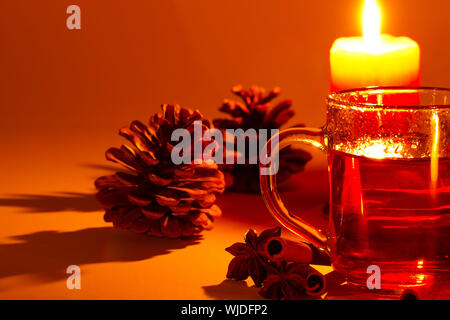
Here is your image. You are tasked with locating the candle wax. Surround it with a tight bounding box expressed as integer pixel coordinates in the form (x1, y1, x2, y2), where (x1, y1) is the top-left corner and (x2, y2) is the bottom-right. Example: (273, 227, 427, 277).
(330, 34, 420, 92)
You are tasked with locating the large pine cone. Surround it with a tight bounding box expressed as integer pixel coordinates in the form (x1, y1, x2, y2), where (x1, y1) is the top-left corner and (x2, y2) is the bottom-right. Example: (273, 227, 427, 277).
(95, 104, 226, 238)
(214, 85, 312, 193)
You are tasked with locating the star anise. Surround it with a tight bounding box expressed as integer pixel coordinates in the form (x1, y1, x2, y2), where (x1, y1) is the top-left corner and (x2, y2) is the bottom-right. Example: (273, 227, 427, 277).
(259, 262, 309, 300)
(225, 227, 281, 287)
(225, 227, 327, 300)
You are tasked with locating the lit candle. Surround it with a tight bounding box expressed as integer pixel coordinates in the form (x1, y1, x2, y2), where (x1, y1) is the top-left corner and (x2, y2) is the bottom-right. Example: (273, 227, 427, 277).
(328, 0, 422, 223)
(330, 0, 420, 92)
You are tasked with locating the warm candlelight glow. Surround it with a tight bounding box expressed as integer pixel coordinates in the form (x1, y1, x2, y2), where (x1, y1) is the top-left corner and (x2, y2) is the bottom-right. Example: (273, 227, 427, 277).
(335, 138, 408, 159)
(416, 274, 426, 284)
(329, 0, 420, 92)
(363, 0, 382, 46)
(431, 112, 440, 191)
(417, 259, 424, 269)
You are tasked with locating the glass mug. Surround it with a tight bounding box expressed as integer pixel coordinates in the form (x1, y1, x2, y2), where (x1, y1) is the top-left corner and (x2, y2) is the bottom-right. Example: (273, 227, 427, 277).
(260, 87, 450, 289)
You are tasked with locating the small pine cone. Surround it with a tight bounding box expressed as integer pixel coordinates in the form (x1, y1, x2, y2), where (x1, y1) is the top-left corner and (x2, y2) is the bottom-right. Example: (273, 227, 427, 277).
(214, 85, 312, 193)
(95, 104, 226, 238)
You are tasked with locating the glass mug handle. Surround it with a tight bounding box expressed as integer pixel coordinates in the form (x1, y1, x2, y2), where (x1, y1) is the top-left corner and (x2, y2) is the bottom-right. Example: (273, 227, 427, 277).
(259, 127, 329, 251)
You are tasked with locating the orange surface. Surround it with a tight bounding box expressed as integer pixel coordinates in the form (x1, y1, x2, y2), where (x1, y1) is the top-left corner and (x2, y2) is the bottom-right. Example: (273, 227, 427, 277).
(1, 0, 450, 299)
(0, 129, 403, 299)
(0, 129, 332, 299)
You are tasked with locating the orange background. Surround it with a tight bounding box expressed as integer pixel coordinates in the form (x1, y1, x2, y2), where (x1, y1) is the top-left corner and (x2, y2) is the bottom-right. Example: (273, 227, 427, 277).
(1, 0, 450, 299)
(2, 0, 450, 134)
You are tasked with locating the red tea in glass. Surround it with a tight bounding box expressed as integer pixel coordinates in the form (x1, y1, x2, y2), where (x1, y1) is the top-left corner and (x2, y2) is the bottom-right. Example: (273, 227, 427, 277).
(261, 87, 450, 289)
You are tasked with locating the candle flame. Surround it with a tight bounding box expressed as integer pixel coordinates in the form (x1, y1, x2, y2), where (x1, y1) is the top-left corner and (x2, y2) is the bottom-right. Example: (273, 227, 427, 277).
(363, 0, 382, 46)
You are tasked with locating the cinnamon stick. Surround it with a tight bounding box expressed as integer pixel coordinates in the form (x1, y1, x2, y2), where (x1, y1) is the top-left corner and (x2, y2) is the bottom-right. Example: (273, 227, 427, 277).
(264, 237, 330, 266)
(304, 266, 327, 297)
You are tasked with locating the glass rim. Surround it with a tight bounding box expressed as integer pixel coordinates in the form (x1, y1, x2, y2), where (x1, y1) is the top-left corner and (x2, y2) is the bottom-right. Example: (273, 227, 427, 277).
(327, 86, 450, 110)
